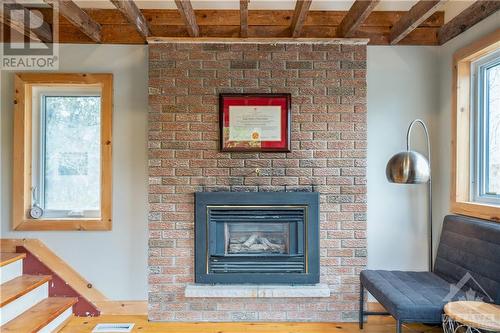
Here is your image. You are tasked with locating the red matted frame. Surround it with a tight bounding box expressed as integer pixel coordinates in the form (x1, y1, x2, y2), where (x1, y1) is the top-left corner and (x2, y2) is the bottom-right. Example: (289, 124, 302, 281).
(219, 93, 291, 152)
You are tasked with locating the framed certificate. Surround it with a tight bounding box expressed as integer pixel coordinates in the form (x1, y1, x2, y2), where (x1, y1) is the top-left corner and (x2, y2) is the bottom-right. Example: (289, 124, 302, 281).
(219, 93, 291, 152)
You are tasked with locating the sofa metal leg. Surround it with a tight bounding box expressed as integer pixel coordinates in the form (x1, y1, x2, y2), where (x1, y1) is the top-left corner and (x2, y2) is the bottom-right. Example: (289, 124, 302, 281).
(396, 320, 402, 333)
(359, 281, 364, 329)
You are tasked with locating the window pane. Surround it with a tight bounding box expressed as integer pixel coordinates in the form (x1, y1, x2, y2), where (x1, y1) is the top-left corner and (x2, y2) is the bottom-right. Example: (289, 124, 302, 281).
(486, 64, 500, 195)
(43, 96, 101, 211)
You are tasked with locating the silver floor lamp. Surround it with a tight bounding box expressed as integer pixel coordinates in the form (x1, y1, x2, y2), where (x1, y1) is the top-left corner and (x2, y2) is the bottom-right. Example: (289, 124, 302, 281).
(385, 119, 433, 272)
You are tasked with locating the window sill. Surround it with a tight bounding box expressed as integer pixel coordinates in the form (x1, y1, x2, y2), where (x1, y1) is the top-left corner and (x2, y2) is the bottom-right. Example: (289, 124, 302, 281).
(14, 218, 112, 231)
(451, 201, 500, 223)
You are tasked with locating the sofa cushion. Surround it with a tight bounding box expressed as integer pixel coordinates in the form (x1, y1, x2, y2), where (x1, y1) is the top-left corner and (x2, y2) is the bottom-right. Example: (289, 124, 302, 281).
(361, 270, 467, 323)
(434, 215, 500, 304)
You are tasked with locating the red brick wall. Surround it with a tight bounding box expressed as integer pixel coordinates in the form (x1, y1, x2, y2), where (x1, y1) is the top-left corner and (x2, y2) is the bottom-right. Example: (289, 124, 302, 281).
(148, 41, 367, 322)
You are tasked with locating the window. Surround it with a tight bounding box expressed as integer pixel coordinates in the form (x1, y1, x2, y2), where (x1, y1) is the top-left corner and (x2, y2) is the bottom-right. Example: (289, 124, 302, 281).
(13, 74, 113, 230)
(472, 51, 500, 205)
(32, 87, 102, 218)
(451, 30, 500, 222)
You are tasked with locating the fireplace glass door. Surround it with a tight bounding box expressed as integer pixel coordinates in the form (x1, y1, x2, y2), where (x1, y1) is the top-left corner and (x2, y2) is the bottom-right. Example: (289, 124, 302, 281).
(206, 206, 306, 275)
(225, 222, 290, 255)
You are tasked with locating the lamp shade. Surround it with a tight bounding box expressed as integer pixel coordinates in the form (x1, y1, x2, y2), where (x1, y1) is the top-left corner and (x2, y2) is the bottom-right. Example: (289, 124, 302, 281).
(386, 151, 430, 184)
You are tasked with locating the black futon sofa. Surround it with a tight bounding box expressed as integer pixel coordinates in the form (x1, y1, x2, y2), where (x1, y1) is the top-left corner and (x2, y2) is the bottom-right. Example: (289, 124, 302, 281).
(359, 215, 500, 333)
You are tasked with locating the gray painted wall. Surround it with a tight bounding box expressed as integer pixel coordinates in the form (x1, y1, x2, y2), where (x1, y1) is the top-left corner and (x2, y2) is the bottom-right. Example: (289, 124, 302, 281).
(1, 45, 149, 300)
(367, 13, 500, 274)
(367, 46, 440, 271)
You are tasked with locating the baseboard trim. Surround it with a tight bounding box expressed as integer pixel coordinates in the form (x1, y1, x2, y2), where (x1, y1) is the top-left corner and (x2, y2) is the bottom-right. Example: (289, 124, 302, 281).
(94, 301, 147, 315)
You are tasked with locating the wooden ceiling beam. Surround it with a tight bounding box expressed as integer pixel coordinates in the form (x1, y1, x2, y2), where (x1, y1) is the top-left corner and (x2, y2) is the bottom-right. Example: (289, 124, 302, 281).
(240, 0, 249, 38)
(174, 0, 199, 37)
(337, 0, 380, 38)
(110, 0, 150, 40)
(290, 0, 312, 38)
(438, 1, 500, 45)
(0, 1, 52, 42)
(43, 0, 101, 42)
(389, 0, 445, 45)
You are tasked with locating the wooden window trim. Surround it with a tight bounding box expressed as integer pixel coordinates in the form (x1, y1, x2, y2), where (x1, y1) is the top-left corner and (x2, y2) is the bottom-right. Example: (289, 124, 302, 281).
(451, 28, 500, 222)
(12, 73, 113, 231)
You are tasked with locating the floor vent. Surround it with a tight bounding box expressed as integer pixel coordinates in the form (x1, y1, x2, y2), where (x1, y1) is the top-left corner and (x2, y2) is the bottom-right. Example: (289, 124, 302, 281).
(92, 323, 135, 332)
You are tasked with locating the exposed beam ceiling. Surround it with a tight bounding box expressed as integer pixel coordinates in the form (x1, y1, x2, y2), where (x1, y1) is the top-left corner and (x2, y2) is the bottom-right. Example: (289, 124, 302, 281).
(6, 1, 495, 46)
(43, 0, 101, 42)
(1, 0, 52, 42)
(438, 1, 500, 45)
(290, 0, 312, 38)
(3, 8, 446, 45)
(174, 0, 199, 37)
(337, 0, 380, 38)
(389, 0, 446, 45)
(110, 0, 150, 40)
(240, 0, 249, 38)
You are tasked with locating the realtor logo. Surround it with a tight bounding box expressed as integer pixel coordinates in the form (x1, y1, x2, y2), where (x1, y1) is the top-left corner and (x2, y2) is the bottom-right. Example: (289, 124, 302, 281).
(443, 272, 494, 302)
(1, 1, 59, 70)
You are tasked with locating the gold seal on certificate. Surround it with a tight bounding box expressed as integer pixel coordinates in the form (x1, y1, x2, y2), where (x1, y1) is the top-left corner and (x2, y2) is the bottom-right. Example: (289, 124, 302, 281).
(220, 94, 291, 152)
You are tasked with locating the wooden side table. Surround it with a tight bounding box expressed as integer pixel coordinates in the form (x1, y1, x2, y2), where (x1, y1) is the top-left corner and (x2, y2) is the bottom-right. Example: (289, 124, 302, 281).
(443, 301, 500, 333)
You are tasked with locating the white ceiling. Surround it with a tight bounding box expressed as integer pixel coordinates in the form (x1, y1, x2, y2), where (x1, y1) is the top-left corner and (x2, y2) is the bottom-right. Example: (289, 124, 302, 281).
(20, 0, 476, 23)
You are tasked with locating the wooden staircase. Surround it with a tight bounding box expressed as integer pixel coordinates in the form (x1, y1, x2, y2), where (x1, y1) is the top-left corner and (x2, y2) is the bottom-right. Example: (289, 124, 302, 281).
(0, 253, 76, 332)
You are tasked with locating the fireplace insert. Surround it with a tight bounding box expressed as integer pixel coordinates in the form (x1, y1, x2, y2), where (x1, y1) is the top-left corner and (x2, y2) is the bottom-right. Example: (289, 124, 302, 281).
(195, 192, 319, 284)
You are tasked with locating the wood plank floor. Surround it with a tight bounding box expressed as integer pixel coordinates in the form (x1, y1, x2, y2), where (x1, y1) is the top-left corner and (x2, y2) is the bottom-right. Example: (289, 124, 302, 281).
(61, 315, 444, 333)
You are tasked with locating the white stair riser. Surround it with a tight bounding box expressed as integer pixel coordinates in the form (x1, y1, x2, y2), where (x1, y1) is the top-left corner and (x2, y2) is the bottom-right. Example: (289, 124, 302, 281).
(0, 260, 23, 284)
(0, 282, 49, 326)
(38, 306, 73, 333)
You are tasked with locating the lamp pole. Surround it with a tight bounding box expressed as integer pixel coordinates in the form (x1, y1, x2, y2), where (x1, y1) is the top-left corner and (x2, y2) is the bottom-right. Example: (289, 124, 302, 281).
(406, 119, 433, 272)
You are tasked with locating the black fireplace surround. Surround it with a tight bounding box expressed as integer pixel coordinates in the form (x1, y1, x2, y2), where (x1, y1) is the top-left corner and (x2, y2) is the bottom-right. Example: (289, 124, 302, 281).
(195, 192, 320, 284)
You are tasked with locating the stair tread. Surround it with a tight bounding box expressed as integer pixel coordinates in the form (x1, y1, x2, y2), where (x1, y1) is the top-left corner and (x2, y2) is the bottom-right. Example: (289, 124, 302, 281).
(0, 297, 77, 333)
(0, 253, 26, 267)
(0, 274, 52, 307)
